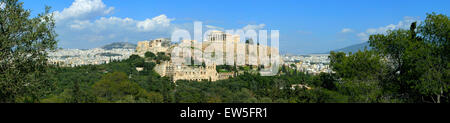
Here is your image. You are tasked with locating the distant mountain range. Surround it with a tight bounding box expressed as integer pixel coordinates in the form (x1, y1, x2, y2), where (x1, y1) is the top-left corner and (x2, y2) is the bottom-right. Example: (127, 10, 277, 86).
(101, 42, 137, 50)
(330, 42, 372, 53)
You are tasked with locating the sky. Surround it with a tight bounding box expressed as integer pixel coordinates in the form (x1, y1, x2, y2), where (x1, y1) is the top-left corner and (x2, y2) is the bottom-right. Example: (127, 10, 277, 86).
(18, 0, 449, 54)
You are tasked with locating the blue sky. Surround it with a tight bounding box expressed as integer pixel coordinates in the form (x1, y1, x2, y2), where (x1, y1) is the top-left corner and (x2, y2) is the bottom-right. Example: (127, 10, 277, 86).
(19, 0, 449, 54)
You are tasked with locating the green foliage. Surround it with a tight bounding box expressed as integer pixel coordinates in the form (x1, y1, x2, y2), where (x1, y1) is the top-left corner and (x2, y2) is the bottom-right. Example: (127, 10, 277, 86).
(92, 72, 140, 102)
(91, 72, 165, 103)
(137, 91, 164, 103)
(41, 53, 407, 103)
(42, 55, 166, 103)
(312, 73, 338, 91)
(336, 80, 384, 103)
(156, 52, 170, 61)
(330, 49, 385, 81)
(216, 65, 234, 73)
(144, 52, 156, 59)
(328, 13, 450, 103)
(354, 13, 449, 103)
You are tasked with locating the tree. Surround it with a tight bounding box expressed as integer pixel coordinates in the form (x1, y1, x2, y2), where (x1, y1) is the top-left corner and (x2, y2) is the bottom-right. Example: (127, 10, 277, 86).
(233, 88, 255, 103)
(155, 52, 170, 64)
(128, 54, 141, 61)
(313, 73, 338, 91)
(329, 49, 385, 81)
(144, 51, 156, 59)
(137, 91, 164, 103)
(368, 13, 449, 103)
(67, 80, 96, 103)
(0, 0, 57, 103)
(413, 13, 449, 103)
(92, 72, 142, 102)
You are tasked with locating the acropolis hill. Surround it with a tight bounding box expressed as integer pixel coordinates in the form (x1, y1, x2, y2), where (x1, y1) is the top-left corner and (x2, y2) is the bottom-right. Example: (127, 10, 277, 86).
(135, 31, 281, 82)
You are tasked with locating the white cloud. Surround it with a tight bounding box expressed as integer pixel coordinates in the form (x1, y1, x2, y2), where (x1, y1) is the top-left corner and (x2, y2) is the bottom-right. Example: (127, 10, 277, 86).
(57, 15, 176, 43)
(205, 25, 224, 30)
(243, 24, 266, 31)
(69, 20, 92, 30)
(357, 16, 419, 41)
(137, 15, 174, 31)
(341, 28, 353, 33)
(53, 0, 178, 48)
(53, 0, 114, 22)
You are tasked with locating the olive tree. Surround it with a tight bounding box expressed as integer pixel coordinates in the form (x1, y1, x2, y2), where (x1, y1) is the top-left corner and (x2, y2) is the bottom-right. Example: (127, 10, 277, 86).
(0, 0, 57, 103)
